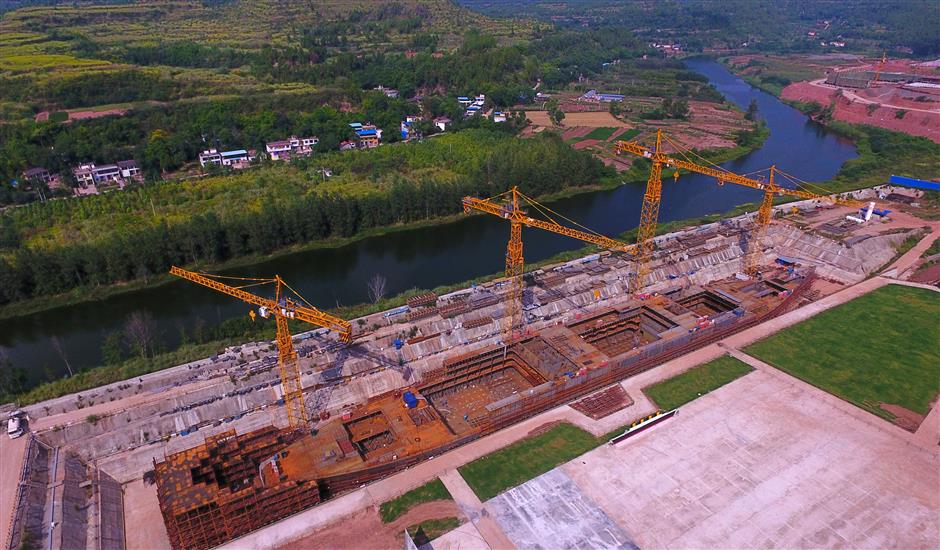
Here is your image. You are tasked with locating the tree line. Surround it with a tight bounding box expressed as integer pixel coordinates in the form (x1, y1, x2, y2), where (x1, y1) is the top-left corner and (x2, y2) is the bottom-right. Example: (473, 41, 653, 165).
(0, 131, 612, 305)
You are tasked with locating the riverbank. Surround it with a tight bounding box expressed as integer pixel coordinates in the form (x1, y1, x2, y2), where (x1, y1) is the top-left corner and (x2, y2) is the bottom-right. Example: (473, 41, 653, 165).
(0, 130, 770, 323)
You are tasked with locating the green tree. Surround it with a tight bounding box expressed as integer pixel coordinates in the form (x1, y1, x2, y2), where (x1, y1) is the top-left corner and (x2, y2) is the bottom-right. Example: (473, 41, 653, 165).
(745, 99, 759, 121)
(101, 330, 126, 365)
(546, 99, 565, 125)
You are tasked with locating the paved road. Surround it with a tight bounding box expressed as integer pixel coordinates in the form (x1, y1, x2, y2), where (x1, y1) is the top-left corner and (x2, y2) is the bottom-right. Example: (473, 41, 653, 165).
(0, 434, 27, 549)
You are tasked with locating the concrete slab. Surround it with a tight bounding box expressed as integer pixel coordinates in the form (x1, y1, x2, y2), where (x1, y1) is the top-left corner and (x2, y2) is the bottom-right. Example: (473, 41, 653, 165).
(563, 370, 940, 549)
(487, 469, 638, 550)
(0, 433, 27, 548)
(123, 479, 171, 550)
(422, 521, 491, 550)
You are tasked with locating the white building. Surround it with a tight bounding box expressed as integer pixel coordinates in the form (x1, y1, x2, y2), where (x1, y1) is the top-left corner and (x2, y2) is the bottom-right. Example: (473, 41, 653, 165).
(199, 149, 256, 169)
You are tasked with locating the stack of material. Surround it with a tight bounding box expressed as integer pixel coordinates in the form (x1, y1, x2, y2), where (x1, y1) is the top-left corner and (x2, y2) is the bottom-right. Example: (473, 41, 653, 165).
(407, 307, 438, 322)
(407, 293, 438, 309)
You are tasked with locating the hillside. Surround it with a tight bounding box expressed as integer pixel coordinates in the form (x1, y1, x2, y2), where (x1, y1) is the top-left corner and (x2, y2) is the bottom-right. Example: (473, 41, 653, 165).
(459, 0, 940, 56)
(0, 0, 533, 116)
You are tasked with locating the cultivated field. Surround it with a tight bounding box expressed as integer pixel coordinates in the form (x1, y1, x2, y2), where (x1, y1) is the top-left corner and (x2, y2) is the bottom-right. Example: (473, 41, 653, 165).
(525, 110, 630, 128)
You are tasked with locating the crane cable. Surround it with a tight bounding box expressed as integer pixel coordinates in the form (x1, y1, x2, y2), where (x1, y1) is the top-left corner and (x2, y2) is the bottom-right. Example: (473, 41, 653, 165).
(192, 272, 277, 284)
(774, 167, 837, 197)
(518, 190, 610, 240)
(279, 277, 323, 313)
(661, 132, 738, 177)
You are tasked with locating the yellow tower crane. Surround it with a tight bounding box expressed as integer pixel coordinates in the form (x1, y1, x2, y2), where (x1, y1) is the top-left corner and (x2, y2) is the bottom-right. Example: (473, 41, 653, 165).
(169, 266, 352, 429)
(616, 130, 864, 287)
(462, 186, 636, 343)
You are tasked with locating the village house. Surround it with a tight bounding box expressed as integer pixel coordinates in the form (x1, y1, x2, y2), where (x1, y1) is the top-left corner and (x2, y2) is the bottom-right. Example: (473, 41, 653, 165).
(20, 166, 66, 193)
(70, 159, 141, 196)
(400, 115, 422, 140)
(21, 167, 53, 184)
(375, 85, 399, 98)
(199, 149, 257, 169)
(349, 123, 382, 149)
(433, 116, 451, 132)
(580, 89, 624, 103)
(492, 111, 507, 123)
(265, 136, 318, 162)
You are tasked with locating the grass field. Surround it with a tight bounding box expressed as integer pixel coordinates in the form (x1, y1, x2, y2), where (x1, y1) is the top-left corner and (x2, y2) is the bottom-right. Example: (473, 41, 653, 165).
(644, 356, 754, 410)
(379, 478, 453, 523)
(746, 284, 940, 418)
(458, 423, 599, 501)
(615, 128, 641, 141)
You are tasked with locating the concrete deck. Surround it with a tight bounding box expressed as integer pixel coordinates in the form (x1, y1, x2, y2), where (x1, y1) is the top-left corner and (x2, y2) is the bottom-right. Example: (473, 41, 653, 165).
(439, 469, 515, 550)
(0, 433, 27, 549)
(563, 369, 940, 549)
(487, 469, 637, 549)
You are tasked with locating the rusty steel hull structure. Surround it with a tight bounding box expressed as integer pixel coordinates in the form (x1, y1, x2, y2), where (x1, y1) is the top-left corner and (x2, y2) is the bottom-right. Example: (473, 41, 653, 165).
(154, 427, 320, 550)
(154, 272, 816, 550)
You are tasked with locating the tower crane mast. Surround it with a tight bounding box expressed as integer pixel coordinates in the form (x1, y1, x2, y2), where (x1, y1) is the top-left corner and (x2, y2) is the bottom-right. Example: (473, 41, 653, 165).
(616, 130, 863, 286)
(462, 186, 635, 342)
(169, 266, 352, 429)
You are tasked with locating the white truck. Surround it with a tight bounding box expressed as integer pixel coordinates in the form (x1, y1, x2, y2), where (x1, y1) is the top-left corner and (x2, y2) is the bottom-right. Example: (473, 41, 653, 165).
(7, 410, 26, 439)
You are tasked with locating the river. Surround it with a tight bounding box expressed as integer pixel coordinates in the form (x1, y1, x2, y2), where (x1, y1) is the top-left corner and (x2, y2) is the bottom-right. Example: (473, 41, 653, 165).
(0, 59, 857, 386)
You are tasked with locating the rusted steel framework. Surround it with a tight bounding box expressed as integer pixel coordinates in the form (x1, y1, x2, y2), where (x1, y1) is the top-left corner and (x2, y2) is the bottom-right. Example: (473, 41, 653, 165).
(155, 428, 319, 550)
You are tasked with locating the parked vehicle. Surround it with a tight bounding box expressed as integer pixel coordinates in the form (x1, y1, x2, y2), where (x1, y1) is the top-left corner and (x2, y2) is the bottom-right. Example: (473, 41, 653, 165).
(7, 410, 26, 439)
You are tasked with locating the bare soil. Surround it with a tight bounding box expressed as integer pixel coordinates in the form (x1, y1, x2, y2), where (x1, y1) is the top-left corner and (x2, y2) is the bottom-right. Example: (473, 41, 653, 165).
(526, 110, 629, 128)
(572, 139, 601, 150)
(880, 403, 926, 432)
(281, 499, 463, 550)
(561, 126, 592, 140)
(782, 81, 940, 143)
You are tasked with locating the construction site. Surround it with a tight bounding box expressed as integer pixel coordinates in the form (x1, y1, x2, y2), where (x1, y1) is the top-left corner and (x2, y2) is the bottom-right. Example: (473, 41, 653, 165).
(779, 55, 940, 143)
(2, 131, 938, 550)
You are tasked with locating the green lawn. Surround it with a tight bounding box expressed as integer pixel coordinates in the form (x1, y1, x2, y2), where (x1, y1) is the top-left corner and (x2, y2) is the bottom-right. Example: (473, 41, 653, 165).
(584, 126, 617, 140)
(407, 517, 461, 545)
(643, 356, 754, 410)
(379, 478, 453, 523)
(746, 285, 940, 418)
(458, 423, 599, 501)
(614, 128, 641, 141)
